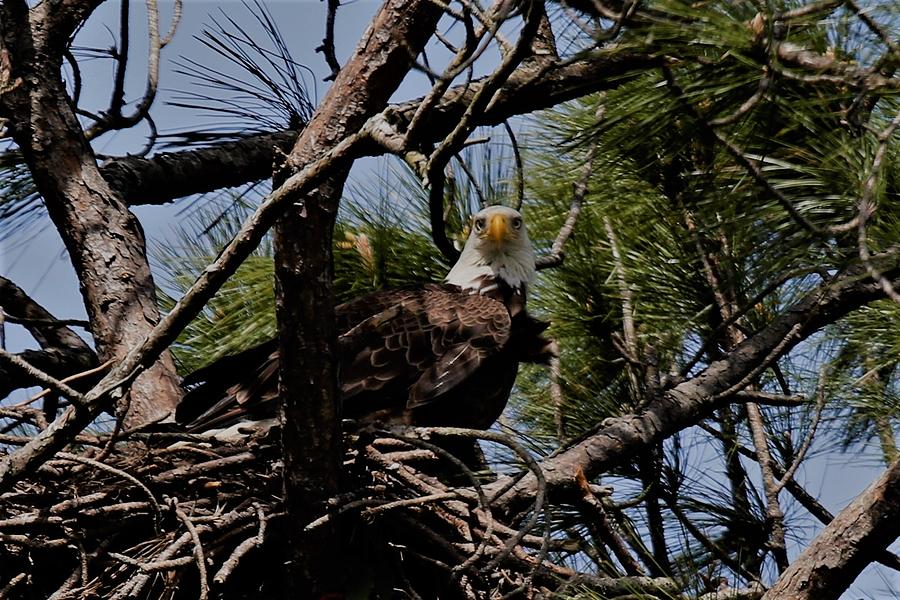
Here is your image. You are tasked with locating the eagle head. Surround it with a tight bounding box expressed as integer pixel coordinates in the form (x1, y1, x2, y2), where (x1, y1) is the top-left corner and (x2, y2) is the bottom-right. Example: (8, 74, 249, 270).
(445, 205, 535, 293)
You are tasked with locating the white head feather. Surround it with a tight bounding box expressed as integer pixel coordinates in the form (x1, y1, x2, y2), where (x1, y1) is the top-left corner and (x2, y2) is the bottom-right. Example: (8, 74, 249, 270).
(445, 206, 536, 292)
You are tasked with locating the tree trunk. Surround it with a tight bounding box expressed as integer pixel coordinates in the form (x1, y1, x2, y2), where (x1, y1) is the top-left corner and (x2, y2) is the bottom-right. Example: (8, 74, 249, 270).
(273, 0, 443, 595)
(0, 1, 181, 428)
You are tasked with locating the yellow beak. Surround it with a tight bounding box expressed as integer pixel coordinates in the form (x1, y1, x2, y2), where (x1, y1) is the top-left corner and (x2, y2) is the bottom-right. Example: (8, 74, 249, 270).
(487, 214, 509, 242)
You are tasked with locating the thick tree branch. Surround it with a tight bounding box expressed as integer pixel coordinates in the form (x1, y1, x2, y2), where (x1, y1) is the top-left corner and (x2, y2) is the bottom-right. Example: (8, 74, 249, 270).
(0, 276, 91, 354)
(101, 130, 299, 205)
(274, 0, 444, 595)
(0, 348, 94, 401)
(104, 51, 661, 207)
(487, 264, 900, 515)
(0, 276, 98, 405)
(762, 457, 900, 600)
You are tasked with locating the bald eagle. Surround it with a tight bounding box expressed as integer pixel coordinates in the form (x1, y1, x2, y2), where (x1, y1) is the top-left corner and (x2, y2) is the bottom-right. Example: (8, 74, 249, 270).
(176, 206, 553, 435)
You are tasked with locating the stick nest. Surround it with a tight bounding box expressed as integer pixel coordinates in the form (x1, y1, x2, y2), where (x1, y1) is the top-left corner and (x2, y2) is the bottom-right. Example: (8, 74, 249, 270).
(0, 426, 638, 599)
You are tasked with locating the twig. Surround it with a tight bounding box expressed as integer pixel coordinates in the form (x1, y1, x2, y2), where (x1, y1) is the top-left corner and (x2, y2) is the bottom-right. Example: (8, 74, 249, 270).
(175, 505, 209, 600)
(857, 110, 900, 303)
(15, 359, 113, 408)
(550, 353, 566, 444)
(316, 0, 342, 81)
(109, 552, 195, 572)
(405, 0, 498, 143)
(377, 429, 496, 577)
(0, 533, 68, 549)
(0, 314, 90, 329)
(0, 573, 26, 597)
(595, 0, 641, 42)
(50, 491, 108, 513)
(45, 564, 83, 600)
(708, 70, 771, 127)
(536, 135, 599, 269)
(55, 452, 162, 519)
(213, 504, 267, 584)
(454, 153, 487, 208)
(427, 167, 461, 262)
(574, 468, 645, 576)
(413, 426, 548, 573)
(744, 400, 789, 571)
(160, 0, 182, 47)
(0, 348, 87, 406)
(503, 121, 525, 210)
(774, 368, 827, 493)
(679, 267, 823, 377)
(605, 215, 642, 404)
(779, 0, 843, 20)
(152, 452, 256, 484)
(711, 324, 803, 401)
(733, 390, 806, 406)
(364, 491, 462, 517)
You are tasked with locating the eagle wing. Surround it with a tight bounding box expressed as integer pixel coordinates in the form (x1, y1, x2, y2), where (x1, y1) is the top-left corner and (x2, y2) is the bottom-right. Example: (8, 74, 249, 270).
(178, 284, 512, 431)
(339, 285, 511, 412)
(177, 339, 280, 432)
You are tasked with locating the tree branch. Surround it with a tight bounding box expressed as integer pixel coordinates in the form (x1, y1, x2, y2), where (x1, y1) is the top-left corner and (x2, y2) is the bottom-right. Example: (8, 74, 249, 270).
(487, 263, 900, 515)
(101, 130, 299, 205)
(763, 457, 900, 600)
(103, 51, 661, 207)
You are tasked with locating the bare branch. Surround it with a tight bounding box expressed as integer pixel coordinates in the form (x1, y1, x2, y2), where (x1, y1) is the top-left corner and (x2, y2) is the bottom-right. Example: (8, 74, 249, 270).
(857, 110, 900, 302)
(0, 348, 87, 406)
(536, 134, 599, 269)
(774, 369, 827, 493)
(174, 505, 209, 600)
(213, 504, 268, 585)
(316, 0, 342, 81)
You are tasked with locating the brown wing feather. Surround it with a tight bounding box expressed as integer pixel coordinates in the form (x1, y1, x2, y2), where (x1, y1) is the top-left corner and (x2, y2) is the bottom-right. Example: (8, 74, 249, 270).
(339, 286, 511, 411)
(180, 346, 279, 432)
(178, 284, 512, 430)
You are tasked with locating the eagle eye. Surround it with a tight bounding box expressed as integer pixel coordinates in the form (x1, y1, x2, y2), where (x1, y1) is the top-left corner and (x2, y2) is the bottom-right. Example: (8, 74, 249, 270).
(512, 217, 522, 229)
(474, 217, 486, 231)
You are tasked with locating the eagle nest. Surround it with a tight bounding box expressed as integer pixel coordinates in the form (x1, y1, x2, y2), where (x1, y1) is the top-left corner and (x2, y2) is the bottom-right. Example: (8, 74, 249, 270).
(0, 425, 675, 600)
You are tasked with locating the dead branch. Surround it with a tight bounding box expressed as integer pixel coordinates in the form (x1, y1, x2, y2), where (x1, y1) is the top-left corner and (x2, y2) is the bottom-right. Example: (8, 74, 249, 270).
(0, 349, 87, 406)
(536, 134, 599, 270)
(316, 0, 342, 81)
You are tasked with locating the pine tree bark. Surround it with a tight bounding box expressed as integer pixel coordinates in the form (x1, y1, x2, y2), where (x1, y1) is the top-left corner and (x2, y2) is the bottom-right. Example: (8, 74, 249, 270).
(0, 1, 181, 428)
(273, 0, 443, 595)
(762, 457, 900, 600)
